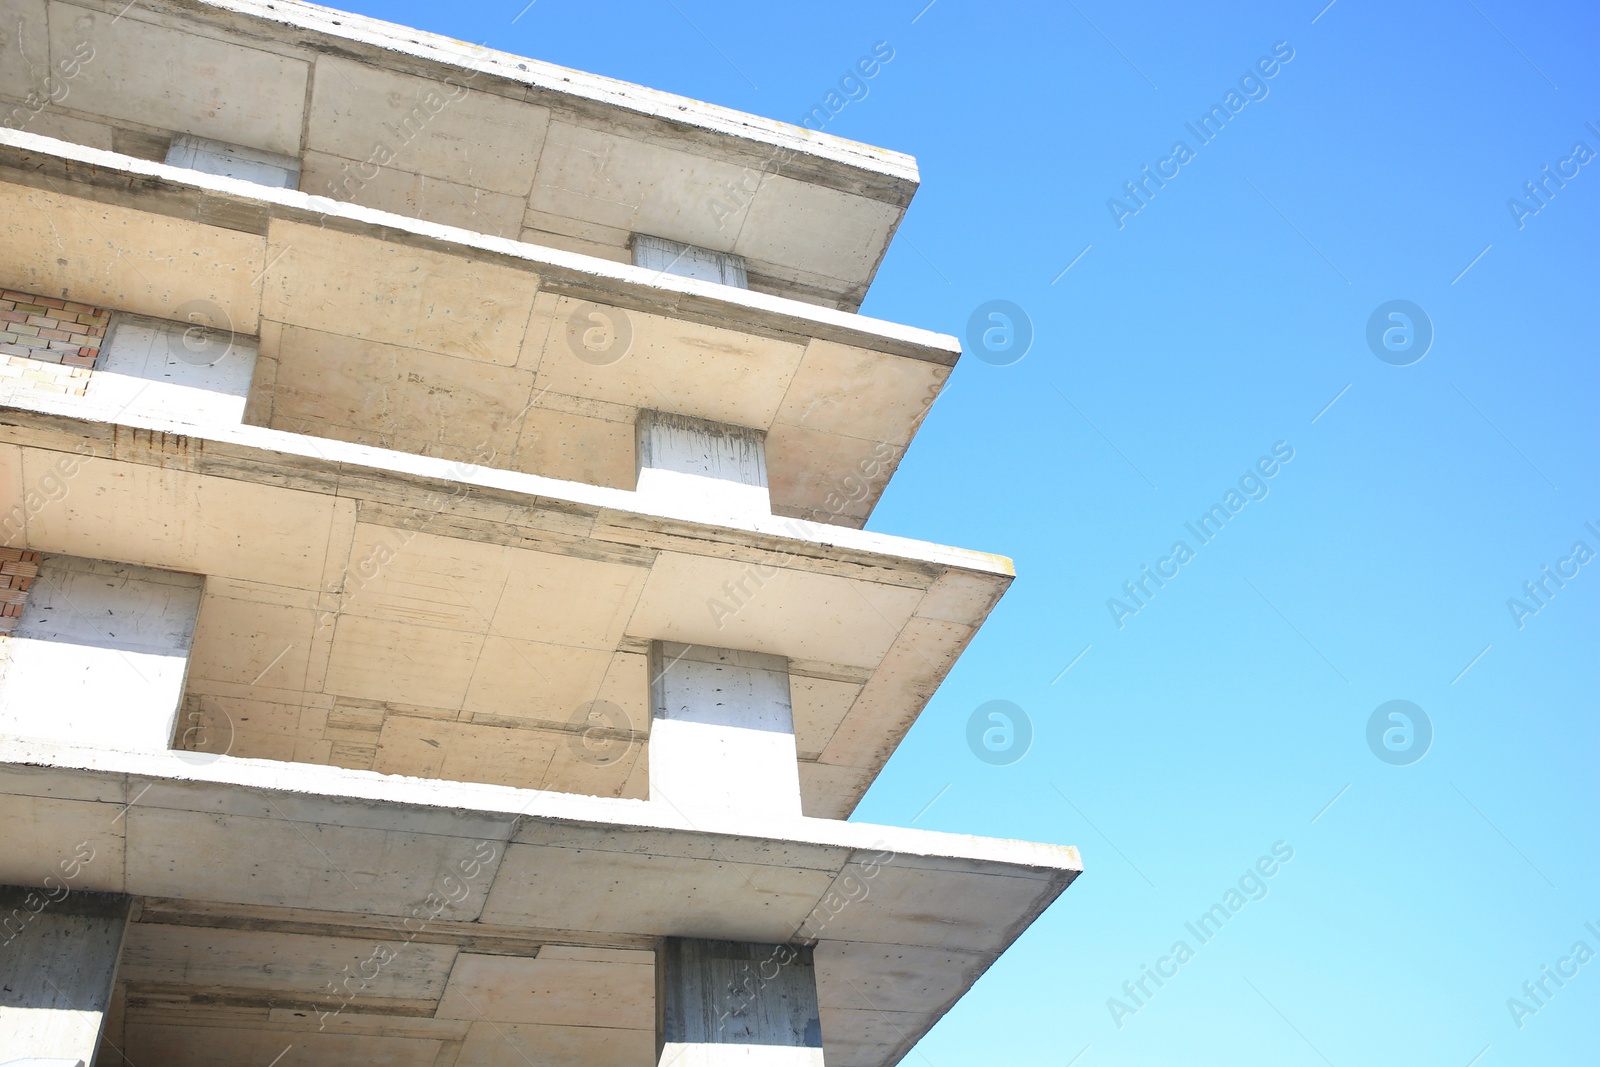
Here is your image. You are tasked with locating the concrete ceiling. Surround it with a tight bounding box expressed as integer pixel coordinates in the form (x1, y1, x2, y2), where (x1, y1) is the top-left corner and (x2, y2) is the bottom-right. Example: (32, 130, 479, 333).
(0, 746, 1079, 1067)
(0, 129, 956, 529)
(1, 0, 919, 310)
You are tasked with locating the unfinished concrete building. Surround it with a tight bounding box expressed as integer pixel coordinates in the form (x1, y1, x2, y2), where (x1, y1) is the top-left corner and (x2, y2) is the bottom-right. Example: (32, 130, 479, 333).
(0, 1, 1081, 1063)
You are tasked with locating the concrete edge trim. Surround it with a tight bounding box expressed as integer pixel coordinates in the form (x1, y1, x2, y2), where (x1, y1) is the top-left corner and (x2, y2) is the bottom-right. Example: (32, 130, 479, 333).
(0, 396, 1016, 581)
(180, 0, 921, 187)
(0, 740, 1084, 877)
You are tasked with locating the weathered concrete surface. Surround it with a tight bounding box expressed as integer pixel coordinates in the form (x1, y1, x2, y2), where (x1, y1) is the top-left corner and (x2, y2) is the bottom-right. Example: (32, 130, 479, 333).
(650, 644, 801, 820)
(0, 129, 952, 528)
(0, 745, 1077, 1067)
(0, 886, 129, 1064)
(0, 0, 918, 310)
(165, 134, 300, 189)
(0, 3, 1077, 1065)
(0, 556, 202, 752)
(0, 393, 1007, 818)
(636, 411, 771, 523)
(659, 939, 823, 1067)
(81, 314, 258, 426)
(634, 236, 749, 289)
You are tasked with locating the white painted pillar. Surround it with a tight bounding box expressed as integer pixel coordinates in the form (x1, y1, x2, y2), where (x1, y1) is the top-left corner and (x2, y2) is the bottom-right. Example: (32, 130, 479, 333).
(632, 235, 749, 288)
(635, 410, 770, 522)
(0, 887, 129, 1065)
(649, 643, 801, 819)
(0, 556, 203, 752)
(658, 938, 824, 1067)
(164, 134, 301, 189)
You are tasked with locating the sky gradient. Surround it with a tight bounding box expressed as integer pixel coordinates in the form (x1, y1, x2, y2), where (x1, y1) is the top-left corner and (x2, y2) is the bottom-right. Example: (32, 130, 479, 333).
(321, 1, 1597, 1063)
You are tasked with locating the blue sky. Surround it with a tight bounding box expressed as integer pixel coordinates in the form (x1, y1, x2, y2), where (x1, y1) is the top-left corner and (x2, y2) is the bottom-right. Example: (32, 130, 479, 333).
(341, 1, 1596, 1063)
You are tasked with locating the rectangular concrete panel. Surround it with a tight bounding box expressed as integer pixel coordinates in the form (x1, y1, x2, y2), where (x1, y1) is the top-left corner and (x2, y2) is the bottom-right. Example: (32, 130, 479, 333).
(261, 219, 537, 369)
(52, 1, 310, 154)
(0, 0, 49, 102)
(0, 183, 266, 333)
(0, 886, 128, 1064)
(125, 1023, 442, 1067)
(118, 923, 460, 1004)
(522, 294, 807, 431)
(305, 55, 548, 197)
(435, 946, 654, 1028)
(455, 1019, 654, 1067)
(627, 555, 924, 670)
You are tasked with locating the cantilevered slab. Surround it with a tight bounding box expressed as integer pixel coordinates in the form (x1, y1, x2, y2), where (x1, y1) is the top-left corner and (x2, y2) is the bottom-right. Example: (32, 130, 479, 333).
(0, 385, 1009, 819)
(2, 0, 917, 310)
(0, 742, 1080, 1067)
(0, 129, 953, 528)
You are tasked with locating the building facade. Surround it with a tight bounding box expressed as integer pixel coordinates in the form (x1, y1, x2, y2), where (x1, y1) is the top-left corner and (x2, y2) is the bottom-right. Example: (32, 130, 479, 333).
(0, 1, 1080, 1063)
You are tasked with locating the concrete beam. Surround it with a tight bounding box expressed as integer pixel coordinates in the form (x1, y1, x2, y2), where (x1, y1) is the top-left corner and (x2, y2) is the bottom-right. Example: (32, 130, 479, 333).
(659, 939, 823, 1067)
(0, 887, 129, 1065)
(650, 643, 800, 820)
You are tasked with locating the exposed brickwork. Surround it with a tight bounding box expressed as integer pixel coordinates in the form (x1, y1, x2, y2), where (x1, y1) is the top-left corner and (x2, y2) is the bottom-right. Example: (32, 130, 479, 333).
(0, 548, 41, 636)
(0, 289, 110, 398)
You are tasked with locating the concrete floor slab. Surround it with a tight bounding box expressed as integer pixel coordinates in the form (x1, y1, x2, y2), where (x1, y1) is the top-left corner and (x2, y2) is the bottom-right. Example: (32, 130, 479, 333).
(0, 744, 1076, 1067)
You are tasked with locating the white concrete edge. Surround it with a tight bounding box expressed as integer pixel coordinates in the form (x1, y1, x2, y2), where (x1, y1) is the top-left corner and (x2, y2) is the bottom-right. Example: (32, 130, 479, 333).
(0, 127, 958, 361)
(183, 0, 921, 185)
(0, 737, 1083, 877)
(0, 374, 1014, 580)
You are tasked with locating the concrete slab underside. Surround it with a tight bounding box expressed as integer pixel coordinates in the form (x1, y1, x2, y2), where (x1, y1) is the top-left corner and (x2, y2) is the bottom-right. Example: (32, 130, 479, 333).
(0, 397, 1009, 819)
(0, 0, 919, 311)
(0, 745, 1080, 1067)
(0, 130, 951, 528)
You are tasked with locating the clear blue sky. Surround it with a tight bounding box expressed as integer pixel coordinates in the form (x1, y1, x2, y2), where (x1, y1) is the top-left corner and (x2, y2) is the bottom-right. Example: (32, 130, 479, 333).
(342, 1, 1596, 1063)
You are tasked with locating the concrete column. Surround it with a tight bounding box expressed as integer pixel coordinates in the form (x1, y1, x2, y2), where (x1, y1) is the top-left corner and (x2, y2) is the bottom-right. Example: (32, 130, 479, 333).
(0, 555, 202, 753)
(649, 643, 801, 819)
(164, 133, 301, 189)
(658, 938, 824, 1067)
(636, 410, 770, 521)
(632, 234, 749, 288)
(0, 887, 129, 1065)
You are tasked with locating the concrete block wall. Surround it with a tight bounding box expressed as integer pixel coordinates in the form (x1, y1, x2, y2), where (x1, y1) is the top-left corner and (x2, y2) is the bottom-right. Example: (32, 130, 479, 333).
(0, 288, 109, 397)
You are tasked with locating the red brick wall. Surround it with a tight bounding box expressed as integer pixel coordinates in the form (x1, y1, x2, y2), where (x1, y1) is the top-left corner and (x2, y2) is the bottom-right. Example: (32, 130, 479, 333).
(0, 548, 41, 636)
(0, 289, 110, 397)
